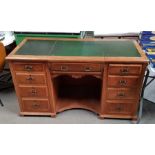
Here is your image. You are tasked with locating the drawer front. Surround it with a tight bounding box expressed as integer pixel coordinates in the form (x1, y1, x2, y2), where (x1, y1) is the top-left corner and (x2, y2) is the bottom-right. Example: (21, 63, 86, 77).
(108, 64, 142, 75)
(50, 63, 102, 72)
(107, 76, 140, 88)
(22, 99, 51, 112)
(105, 102, 133, 115)
(19, 86, 48, 97)
(13, 62, 45, 72)
(15, 73, 46, 85)
(107, 88, 138, 100)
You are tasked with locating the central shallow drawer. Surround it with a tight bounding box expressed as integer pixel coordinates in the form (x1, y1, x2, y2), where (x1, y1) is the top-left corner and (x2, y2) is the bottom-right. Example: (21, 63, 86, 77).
(15, 73, 46, 85)
(108, 64, 142, 75)
(18, 86, 48, 97)
(49, 63, 102, 72)
(22, 98, 51, 112)
(107, 88, 138, 100)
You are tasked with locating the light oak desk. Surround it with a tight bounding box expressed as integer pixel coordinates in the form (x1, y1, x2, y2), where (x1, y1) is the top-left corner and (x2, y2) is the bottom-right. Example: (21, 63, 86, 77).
(6, 38, 148, 120)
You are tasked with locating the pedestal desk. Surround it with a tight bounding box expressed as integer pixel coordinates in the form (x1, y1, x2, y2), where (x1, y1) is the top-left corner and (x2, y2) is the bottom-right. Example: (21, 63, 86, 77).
(6, 38, 148, 120)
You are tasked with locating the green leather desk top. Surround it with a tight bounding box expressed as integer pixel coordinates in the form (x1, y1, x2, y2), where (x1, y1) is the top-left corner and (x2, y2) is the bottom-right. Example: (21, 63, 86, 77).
(15, 40, 140, 57)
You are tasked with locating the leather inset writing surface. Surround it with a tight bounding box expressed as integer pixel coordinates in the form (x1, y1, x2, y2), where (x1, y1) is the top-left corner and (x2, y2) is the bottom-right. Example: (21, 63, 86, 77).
(15, 40, 140, 57)
(16, 40, 56, 55)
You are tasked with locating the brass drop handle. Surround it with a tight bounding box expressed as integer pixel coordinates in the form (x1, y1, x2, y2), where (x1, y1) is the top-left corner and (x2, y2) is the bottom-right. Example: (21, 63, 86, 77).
(60, 66, 68, 71)
(24, 65, 33, 71)
(85, 66, 92, 72)
(116, 106, 122, 112)
(119, 80, 127, 86)
(31, 89, 37, 95)
(120, 68, 129, 74)
(32, 103, 40, 109)
(26, 75, 33, 81)
(117, 92, 125, 97)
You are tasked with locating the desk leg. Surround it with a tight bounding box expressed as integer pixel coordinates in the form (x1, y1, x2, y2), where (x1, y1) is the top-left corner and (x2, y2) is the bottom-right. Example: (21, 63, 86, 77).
(99, 114, 105, 119)
(51, 113, 56, 118)
(137, 68, 150, 124)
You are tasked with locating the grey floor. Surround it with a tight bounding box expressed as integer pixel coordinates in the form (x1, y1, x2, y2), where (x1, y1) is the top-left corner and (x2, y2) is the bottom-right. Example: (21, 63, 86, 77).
(0, 74, 155, 124)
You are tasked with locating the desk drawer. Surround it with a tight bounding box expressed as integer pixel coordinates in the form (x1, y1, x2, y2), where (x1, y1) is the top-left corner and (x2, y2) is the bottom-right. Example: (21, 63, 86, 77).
(22, 98, 51, 112)
(16, 73, 46, 85)
(107, 76, 139, 88)
(19, 86, 48, 97)
(13, 62, 45, 72)
(108, 64, 142, 75)
(104, 102, 133, 115)
(50, 63, 102, 72)
(107, 88, 137, 100)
